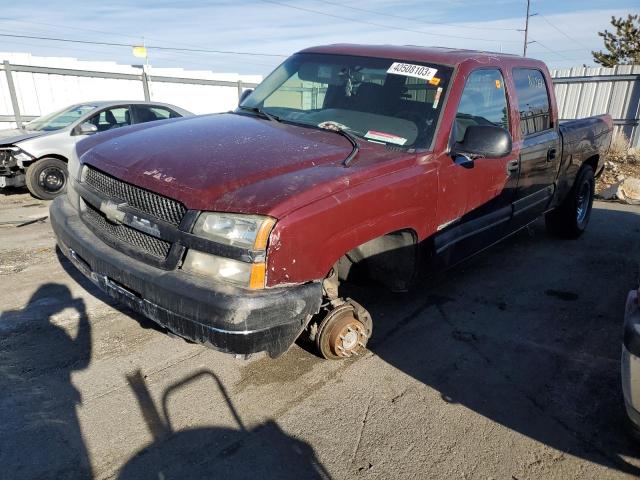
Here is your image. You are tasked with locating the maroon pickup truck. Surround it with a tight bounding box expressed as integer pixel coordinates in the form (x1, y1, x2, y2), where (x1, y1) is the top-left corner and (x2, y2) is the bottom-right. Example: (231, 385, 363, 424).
(50, 45, 612, 360)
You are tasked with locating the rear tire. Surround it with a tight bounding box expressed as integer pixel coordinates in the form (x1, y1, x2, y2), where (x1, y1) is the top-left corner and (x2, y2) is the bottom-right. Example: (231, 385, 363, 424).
(545, 165, 594, 239)
(25, 157, 68, 200)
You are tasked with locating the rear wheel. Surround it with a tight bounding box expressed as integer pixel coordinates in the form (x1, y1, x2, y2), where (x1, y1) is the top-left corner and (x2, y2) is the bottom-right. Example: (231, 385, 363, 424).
(545, 165, 594, 238)
(25, 157, 68, 200)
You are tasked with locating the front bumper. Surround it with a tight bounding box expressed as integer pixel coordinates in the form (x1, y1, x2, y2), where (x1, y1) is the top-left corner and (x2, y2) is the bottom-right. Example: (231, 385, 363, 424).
(50, 195, 323, 357)
(0, 172, 25, 188)
(622, 288, 640, 433)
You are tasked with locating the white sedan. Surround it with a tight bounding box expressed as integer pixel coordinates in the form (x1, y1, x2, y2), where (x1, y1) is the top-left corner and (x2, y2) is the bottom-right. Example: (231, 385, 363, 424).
(0, 101, 192, 199)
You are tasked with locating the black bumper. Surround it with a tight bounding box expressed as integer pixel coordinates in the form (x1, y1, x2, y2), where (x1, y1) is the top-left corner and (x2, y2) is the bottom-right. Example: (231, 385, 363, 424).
(50, 195, 323, 357)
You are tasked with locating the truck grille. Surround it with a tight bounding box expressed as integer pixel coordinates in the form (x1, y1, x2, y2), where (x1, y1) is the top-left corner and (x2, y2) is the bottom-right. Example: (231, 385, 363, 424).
(84, 166, 186, 226)
(83, 201, 171, 259)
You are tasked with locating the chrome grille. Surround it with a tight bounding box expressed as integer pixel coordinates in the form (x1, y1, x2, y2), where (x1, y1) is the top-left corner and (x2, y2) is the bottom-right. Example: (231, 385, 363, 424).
(83, 201, 171, 259)
(84, 166, 186, 225)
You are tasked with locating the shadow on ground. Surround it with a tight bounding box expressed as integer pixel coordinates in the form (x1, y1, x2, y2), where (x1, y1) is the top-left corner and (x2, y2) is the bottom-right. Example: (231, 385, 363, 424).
(0, 284, 93, 479)
(119, 369, 330, 479)
(346, 206, 640, 476)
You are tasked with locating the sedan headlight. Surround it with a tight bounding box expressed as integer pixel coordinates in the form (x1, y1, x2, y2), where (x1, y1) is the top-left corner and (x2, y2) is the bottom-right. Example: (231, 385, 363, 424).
(192, 212, 275, 250)
(0, 146, 33, 167)
(183, 213, 276, 289)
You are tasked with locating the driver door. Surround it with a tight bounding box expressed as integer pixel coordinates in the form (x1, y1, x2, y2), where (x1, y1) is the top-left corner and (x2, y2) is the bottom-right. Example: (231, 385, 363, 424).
(434, 68, 517, 262)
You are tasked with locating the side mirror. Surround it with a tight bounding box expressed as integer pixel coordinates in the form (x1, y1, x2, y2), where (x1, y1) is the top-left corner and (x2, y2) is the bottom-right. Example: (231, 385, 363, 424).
(238, 89, 254, 105)
(73, 122, 98, 136)
(452, 125, 512, 168)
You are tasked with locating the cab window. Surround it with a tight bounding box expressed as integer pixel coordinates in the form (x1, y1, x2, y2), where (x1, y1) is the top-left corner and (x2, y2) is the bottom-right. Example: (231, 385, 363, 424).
(454, 69, 509, 143)
(512, 69, 551, 136)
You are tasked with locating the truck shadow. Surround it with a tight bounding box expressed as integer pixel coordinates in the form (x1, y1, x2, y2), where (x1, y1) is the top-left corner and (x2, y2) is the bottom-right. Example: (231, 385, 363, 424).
(119, 369, 330, 479)
(0, 283, 93, 479)
(351, 206, 640, 476)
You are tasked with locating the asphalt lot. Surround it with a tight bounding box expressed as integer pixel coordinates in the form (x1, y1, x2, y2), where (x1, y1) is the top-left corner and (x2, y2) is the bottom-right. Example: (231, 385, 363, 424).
(1, 189, 639, 479)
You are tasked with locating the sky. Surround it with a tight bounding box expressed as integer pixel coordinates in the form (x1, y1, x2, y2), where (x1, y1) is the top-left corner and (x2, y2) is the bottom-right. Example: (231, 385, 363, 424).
(0, 0, 637, 76)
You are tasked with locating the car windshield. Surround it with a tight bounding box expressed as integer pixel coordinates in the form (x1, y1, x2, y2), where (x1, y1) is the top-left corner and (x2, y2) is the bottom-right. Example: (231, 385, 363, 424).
(25, 104, 97, 131)
(240, 53, 453, 149)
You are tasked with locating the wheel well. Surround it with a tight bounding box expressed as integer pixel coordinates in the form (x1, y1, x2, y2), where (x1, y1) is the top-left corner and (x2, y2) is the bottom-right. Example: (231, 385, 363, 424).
(24, 154, 68, 168)
(583, 154, 599, 173)
(335, 228, 420, 292)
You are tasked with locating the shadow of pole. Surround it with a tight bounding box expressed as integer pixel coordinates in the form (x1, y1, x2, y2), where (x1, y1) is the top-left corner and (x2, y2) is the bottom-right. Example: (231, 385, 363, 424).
(120, 369, 331, 480)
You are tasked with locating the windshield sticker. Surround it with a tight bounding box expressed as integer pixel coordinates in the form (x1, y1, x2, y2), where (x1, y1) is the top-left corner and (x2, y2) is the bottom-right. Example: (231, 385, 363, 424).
(365, 130, 407, 146)
(495, 79, 502, 89)
(432, 87, 443, 109)
(429, 77, 441, 86)
(387, 62, 438, 81)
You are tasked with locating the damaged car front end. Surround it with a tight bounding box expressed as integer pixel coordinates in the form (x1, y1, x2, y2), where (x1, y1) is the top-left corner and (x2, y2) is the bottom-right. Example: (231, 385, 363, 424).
(51, 147, 323, 357)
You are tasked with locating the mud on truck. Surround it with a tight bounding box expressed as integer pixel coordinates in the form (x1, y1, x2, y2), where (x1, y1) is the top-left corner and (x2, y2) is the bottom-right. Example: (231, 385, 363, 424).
(50, 45, 612, 360)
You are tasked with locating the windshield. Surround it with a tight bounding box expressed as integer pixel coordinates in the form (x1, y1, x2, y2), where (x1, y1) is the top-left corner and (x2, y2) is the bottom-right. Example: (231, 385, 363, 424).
(25, 104, 97, 131)
(240, 53, 453, 149)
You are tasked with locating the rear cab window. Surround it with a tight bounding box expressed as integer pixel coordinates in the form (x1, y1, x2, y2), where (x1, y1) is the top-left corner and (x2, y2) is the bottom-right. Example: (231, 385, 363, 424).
(512, 69, 552, 136)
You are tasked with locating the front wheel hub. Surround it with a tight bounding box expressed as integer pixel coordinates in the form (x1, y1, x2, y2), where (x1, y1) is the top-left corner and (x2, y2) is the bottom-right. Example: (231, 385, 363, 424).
(314, 300, 372, 360)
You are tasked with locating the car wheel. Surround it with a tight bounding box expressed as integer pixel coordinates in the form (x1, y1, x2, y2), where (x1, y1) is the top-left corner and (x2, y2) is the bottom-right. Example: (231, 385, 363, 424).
(545, 164, 594, 238)
(25, 157, 68, 200)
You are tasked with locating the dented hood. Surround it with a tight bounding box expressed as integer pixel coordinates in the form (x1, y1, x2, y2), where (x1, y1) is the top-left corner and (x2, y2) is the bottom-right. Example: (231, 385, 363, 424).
(80, 113, 361, 215)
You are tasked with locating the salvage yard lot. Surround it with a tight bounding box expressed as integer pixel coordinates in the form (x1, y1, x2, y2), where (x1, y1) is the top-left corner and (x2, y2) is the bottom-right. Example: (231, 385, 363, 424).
(1, 190, 639, 479)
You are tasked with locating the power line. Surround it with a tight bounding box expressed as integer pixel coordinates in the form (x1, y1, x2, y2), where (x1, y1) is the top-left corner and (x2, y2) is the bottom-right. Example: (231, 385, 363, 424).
(0, 32, 288, 57)
(258, 0, 522, 44)
(536, 14, 592, 51)
(528, 39, 576, 61)
(311, 0, 520, 32)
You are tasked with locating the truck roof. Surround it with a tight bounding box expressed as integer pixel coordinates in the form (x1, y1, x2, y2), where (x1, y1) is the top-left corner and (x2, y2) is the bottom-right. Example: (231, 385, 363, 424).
(299, 44, 546, 69)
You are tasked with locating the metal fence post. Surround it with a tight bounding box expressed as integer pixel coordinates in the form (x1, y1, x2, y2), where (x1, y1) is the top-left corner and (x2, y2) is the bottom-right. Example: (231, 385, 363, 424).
(141, 71, 151, 101)
(3, 61, 23, 128)
(237, 80, 243, 100)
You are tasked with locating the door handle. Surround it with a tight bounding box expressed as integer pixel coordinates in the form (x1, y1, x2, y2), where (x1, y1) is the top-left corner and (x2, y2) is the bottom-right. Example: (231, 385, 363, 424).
(506, 159, 519, 174)
(547, 147, 557, 161)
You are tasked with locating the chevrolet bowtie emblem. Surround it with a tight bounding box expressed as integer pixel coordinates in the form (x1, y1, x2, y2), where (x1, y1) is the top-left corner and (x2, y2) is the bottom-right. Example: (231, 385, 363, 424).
(99, 200, 127, 224)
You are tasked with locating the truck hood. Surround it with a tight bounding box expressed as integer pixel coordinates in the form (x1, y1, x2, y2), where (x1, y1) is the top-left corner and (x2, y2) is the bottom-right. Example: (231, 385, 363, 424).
(0, 128, 46, 145)
(80, 113, 388, 215)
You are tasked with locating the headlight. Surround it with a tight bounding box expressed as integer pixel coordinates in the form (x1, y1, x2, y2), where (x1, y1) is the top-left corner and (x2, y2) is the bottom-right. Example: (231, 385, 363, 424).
(0, 146, 32, 167)
(182, 251, 266, 289)
(192, 212, 275, 250)
(184, 212, 276, 289)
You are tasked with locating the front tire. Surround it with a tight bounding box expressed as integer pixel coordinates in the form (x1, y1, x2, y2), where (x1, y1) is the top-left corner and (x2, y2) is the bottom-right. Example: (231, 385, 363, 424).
(25, 157, 68, 200)
(545, 165, 594, 238)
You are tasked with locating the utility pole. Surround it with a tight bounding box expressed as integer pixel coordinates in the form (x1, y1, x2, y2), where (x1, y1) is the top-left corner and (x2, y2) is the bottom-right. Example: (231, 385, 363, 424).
(523, 0, 531, 56)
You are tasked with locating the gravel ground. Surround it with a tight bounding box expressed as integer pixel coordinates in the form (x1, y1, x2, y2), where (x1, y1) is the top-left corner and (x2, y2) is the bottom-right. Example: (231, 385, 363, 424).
(0, 190, 639, 480)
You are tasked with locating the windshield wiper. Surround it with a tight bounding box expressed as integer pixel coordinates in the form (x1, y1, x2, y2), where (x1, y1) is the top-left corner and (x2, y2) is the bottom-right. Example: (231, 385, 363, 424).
(318, 125, 360, 167)
(237, 105, 281, 122)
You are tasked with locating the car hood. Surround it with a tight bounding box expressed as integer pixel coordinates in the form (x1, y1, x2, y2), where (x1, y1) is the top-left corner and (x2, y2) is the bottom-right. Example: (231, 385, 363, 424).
(0, 128, 47, 145)
(80, 113, 396, 215)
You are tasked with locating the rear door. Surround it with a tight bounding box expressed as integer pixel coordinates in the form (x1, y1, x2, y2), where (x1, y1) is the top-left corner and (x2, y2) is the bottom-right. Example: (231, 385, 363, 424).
(511, 68, 560, 220)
